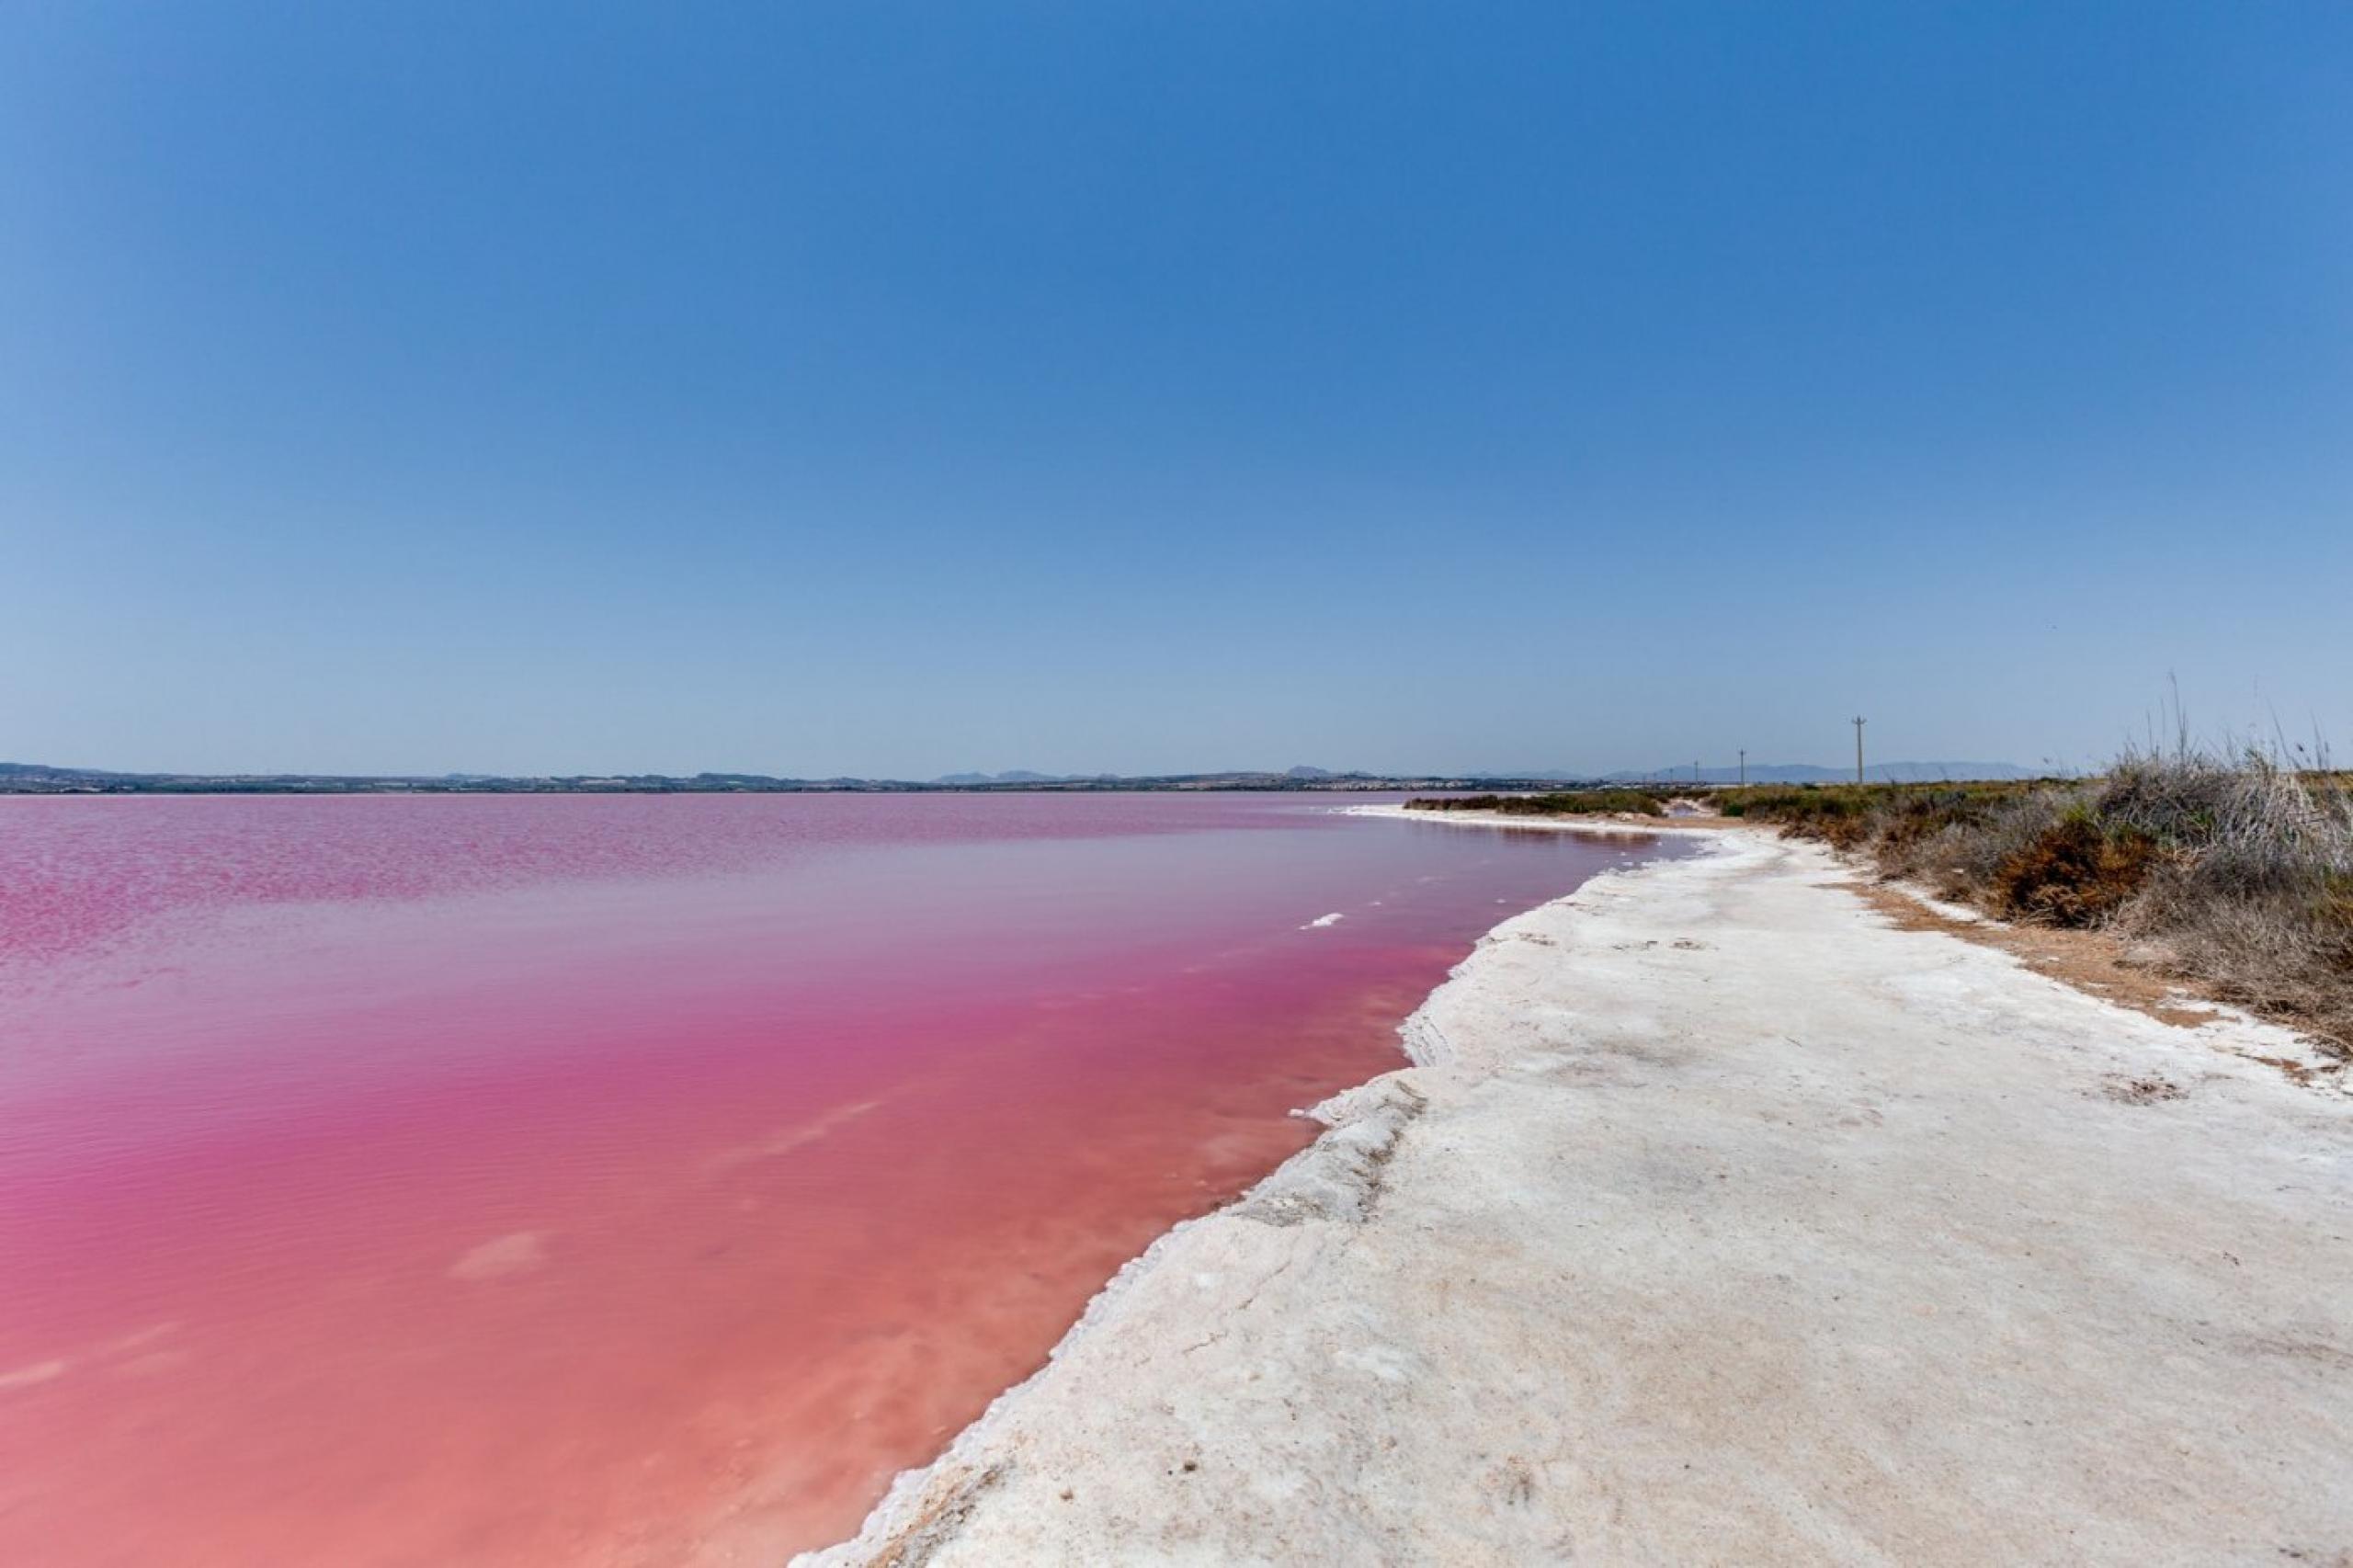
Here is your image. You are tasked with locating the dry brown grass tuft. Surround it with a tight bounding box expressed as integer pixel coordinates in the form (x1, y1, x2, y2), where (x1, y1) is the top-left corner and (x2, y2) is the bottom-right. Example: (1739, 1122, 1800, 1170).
(1990, 814, 2162, 927)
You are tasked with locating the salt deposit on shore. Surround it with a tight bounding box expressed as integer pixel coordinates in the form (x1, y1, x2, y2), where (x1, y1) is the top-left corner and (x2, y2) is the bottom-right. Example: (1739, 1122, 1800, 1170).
(802, 824, 2352, 1566)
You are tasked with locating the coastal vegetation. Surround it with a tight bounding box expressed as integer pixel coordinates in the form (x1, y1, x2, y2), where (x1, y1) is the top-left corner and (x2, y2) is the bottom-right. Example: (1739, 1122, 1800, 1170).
(1410, 788, 1676, 817)
(1412, 747, 2353, 1057)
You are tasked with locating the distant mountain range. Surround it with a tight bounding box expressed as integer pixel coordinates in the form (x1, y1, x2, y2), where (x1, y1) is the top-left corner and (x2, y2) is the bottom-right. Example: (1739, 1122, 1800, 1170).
(932, 770, 1071, 785)
(930, 765, 1338, 786)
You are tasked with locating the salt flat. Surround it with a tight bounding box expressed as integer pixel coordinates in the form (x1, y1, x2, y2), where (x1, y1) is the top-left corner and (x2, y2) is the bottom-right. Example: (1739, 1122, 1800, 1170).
(806, 828, 2353, 1567)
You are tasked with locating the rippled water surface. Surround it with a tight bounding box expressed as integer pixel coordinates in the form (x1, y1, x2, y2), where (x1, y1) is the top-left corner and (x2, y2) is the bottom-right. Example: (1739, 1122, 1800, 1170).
(0, 793, 1664, 1565)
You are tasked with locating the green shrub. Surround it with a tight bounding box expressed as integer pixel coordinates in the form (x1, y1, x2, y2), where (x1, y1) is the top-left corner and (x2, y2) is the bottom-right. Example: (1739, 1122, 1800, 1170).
(1406, 790, 1667, 817)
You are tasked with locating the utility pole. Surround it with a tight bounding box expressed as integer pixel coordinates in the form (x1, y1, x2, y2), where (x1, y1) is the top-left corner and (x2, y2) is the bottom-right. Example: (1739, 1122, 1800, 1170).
(1852, 716, 1867, 784)
(1738, 748, 1745, 787)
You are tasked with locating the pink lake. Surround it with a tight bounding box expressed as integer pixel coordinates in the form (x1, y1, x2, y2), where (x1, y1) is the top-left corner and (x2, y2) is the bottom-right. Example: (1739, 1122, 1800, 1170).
(0, 792, 1665, 1565)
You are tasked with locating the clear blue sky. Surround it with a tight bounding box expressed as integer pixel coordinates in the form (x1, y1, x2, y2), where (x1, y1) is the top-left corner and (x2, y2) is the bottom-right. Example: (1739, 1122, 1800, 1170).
(5, 3, 2347, 778)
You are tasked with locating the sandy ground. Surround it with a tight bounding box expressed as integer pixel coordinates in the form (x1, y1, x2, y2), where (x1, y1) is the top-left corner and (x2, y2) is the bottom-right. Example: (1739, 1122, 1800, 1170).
(802, 824, 2353, 1566)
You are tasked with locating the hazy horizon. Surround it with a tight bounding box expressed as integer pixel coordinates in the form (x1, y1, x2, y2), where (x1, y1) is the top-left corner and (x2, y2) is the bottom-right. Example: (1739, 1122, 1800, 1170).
(6, 5, 2347, 778)
(0, 752, 2094, 786)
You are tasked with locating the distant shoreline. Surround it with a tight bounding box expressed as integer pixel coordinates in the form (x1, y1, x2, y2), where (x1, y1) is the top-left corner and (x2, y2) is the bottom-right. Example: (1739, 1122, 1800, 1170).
(0, 773, 1596, 798)
(0, 763, 2041, 797)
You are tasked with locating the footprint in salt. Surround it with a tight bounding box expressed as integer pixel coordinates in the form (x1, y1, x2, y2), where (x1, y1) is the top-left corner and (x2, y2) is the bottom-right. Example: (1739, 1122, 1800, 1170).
(449, 1231, 550, 1281)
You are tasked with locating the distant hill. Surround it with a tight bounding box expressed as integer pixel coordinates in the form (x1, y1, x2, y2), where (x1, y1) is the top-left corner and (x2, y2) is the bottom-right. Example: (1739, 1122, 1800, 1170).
(0, 760, 139, 779)
(1605, 761, 2044, 785)
(933, 766, 1349, 785)
(932, 770, 1068, 785)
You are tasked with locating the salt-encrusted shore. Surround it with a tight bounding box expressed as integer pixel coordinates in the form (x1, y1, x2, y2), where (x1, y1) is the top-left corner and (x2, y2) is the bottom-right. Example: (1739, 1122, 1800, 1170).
(801, 822, 2353, 1566)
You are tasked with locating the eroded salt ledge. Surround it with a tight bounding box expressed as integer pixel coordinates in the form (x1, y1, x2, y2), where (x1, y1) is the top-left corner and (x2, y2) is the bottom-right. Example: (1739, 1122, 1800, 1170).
(798, 823, 2353, 1566)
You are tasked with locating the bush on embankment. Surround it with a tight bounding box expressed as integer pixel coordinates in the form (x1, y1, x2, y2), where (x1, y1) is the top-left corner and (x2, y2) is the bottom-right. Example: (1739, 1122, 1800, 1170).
(1410, 754, 2353, 1057)
(1714, 754, 2353, 1057)
(1411, 789, 1671, 817)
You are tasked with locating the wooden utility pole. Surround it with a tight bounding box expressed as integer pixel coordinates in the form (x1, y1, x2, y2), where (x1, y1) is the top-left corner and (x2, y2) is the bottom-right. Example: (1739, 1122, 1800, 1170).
(1738, 748, 1745, 787)
(1852, 716, 1867, 784)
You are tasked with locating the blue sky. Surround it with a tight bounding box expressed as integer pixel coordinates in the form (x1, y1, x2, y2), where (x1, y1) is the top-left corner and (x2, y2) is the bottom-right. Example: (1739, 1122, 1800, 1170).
(5, 3, 2347, 778)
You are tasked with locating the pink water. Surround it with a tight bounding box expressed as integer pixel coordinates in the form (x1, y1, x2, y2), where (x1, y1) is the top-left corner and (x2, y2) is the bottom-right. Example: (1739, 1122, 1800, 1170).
(0, 793, 1663, 1565)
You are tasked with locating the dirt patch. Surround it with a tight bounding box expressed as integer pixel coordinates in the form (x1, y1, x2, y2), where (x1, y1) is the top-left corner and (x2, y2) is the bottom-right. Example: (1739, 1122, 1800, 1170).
(2240, 1053, 2318, 1086)
(2102, 1074, 2188, 1105)
(854, 1461, 1006, 1568)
